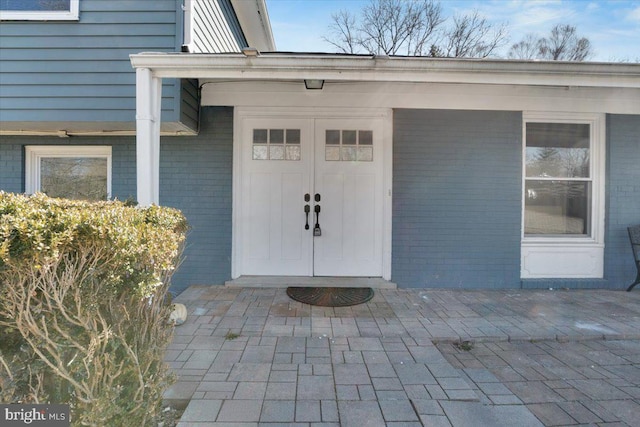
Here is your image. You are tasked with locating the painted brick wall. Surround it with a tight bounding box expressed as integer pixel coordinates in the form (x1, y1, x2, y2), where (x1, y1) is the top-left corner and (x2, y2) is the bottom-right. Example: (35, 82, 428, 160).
(0, 137, 136, 199)
(0, 106, 233, 295)
(0, 142, 23, 193)
(392, 109, 522, 288)
(605, 114, 640, 288)
(160, 107, 233, 294)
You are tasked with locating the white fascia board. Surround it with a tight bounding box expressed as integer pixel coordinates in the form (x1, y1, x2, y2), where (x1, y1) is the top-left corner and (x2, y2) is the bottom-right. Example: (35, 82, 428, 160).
(230, 0, 276, 51)
(130, 53, 640, 89)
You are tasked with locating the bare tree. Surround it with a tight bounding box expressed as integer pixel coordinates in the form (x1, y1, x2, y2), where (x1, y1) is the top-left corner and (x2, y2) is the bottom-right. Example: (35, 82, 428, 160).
(324, 0, 506, 58)
(442, 11, 508, 58)
(507, 34, 540, 59)
(508, 24, 593, 61)
(325, 10, 359, 54)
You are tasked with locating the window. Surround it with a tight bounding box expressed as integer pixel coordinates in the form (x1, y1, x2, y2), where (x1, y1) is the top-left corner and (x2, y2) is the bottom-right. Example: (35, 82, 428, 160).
(524, 122, 592, 236)
(1, 0, 79, 20)
(26, 146, 111, 201)
(521, 113, 605, 279)
(325, 129, 373, 162)
(252, 128, 301, 160)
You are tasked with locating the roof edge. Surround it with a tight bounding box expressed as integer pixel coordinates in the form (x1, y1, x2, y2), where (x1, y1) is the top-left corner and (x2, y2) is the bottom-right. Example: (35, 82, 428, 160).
(230, 0, 276, 52)
(130, 53, 640, 89)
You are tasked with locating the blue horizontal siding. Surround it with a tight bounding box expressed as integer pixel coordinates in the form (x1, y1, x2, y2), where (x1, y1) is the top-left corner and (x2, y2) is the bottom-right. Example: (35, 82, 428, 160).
(0, 0, 182, 124)
(392, 109, 523, 289)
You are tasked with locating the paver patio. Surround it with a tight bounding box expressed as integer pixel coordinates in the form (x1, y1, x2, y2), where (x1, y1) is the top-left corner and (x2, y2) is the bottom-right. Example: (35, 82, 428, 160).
(165, 286, 640, 426)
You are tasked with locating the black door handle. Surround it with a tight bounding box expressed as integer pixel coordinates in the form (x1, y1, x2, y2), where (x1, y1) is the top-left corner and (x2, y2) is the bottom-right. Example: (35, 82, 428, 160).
(314, 204, 321, 236)
(304, 204, 310, 230)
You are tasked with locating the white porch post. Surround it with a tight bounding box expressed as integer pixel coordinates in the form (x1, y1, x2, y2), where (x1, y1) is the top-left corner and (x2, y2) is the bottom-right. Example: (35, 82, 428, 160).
(135, 67, 162, 206)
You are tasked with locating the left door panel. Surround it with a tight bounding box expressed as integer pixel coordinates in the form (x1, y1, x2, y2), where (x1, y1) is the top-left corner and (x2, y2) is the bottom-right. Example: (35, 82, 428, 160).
(240, 118, 313, 275)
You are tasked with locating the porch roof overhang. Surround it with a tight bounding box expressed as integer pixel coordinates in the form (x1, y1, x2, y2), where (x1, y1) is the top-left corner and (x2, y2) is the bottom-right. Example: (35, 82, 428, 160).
(130, 52, 640, 89)
(130, 52, 639, 207)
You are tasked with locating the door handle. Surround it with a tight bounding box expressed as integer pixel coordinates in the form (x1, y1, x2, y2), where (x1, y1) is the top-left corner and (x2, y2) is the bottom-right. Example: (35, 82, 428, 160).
(313, 204, 321, 236)
(304, 204, 310, 230)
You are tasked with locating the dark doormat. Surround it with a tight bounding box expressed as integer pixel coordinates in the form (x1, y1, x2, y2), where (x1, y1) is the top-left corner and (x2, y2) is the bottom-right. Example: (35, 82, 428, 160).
(286, 287, 374, 307)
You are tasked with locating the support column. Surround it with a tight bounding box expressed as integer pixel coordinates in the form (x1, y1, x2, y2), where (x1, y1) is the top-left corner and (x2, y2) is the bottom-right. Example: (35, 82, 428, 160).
(135, 67, 162, 206)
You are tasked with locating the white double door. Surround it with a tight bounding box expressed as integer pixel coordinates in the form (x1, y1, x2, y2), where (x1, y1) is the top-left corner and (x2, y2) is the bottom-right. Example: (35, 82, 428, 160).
(240, 117, 383, 277)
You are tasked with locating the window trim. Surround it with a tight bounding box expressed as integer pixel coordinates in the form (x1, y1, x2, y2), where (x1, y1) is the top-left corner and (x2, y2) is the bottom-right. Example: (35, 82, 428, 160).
(521, 112, 605, 245)
(520, 112, 606, 279)
(25, 146, 112, 199)
(0, 0, 79, 21)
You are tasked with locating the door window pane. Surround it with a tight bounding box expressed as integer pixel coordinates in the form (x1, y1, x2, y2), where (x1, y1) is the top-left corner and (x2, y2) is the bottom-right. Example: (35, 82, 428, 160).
(253, 128, 301, 160)
(41, 157, 108, 201)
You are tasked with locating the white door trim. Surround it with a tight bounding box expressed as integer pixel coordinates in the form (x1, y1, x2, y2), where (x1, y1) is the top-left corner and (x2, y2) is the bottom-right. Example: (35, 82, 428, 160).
(232, 107, 393, 280)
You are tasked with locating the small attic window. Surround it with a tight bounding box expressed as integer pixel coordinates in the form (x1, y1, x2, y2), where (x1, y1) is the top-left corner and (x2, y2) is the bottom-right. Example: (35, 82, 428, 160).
(0, 0, 79, 21)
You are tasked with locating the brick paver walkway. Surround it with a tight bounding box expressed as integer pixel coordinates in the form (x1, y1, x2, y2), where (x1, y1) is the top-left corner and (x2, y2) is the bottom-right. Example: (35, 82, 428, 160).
(165, 287, 640, 426)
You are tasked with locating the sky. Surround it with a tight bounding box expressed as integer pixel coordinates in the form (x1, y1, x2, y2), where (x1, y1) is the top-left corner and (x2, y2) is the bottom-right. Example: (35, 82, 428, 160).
(265, 0, 640, 62)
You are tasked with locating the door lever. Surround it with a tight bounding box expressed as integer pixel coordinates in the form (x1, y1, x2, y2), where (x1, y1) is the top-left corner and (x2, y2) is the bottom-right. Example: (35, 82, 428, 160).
(304, 204, 310, 230)
(313, 204, 321, 236)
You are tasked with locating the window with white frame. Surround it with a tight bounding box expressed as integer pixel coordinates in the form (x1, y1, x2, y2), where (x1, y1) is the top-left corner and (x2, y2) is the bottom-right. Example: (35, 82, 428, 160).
(521, 113, 605, 279)
(26, 146, 111, 201)
(0, 0, 79, 20)
(524, 122, 593, 236)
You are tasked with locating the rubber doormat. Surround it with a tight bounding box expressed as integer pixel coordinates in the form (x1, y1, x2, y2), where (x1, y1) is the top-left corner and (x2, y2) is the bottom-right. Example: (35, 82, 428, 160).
(286, 287, 374, 307)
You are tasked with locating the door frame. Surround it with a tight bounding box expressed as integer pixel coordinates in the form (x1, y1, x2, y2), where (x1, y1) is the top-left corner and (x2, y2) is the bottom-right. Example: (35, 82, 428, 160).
(232, 106, 393, 280)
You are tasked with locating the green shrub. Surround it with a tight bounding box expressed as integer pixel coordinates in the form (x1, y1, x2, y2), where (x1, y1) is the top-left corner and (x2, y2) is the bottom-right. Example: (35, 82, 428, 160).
(0, 192, 188, 426)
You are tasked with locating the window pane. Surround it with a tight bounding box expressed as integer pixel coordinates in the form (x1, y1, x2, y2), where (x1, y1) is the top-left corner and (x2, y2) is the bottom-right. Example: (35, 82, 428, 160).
(1, 0, 70, 11)
(524, 180, 591, 236)
(342, 130, 357, 145)
(41, 158, 108, 201)
(253, 129, 268, 144)
(270, 129, 284, 144)
(286, 129, 300, 144)
(359, 130, 373, 145)
(326, 130, 340, 145)
(526, 123, 590, 178)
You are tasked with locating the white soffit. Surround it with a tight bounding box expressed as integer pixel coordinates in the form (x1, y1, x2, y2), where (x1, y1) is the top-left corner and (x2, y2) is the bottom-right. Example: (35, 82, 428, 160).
(130, 53, 640, 89)
(230, 0, 276, 52)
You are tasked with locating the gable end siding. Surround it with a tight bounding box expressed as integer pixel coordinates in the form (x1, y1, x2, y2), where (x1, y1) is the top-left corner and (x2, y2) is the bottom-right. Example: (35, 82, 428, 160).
(0, 0, 183, 125)
(189, 0, 246, 53)
(392, 109, 523, 289)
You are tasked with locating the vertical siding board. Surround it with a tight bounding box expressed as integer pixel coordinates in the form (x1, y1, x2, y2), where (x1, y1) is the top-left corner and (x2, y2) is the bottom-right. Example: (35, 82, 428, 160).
(190, 0, 245, 53)
(392, 109, 523, 289)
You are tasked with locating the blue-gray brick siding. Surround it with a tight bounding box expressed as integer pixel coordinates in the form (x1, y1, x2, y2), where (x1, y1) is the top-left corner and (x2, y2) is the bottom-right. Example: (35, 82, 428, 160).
(605, 114, 640, 288)
(392, 109, 523, 288)
(0, 107, 233, 294)
(160, 107, 233, 294)
(0, 136, 136, 199)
